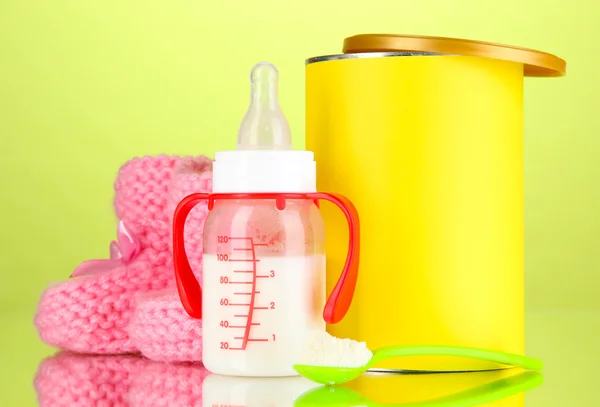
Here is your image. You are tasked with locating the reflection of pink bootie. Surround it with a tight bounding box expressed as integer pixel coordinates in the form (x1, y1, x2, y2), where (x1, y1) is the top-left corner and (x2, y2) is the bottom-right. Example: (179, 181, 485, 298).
(34, 155, 212, 354)
(128, 159, 211, 361)
(34, 352, 210, 407)
(34, 352, 145, 407)
(129, 360, 209, 407)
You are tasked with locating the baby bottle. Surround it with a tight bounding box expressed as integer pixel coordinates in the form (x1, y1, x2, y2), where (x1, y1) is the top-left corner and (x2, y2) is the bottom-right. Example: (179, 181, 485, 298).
(172, 62, 360, 377)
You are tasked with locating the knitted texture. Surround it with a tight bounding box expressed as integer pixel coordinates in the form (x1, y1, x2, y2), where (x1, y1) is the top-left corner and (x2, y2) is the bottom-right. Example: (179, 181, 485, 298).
(34, 352, 145, 407)
(34, 155, 210, 354)
(166, 155, 213, 274)
(35, 352, 209, 407)
(129, 158, 212, 362)
(129, 359, 209, 407)
(129, 291, 203, 362)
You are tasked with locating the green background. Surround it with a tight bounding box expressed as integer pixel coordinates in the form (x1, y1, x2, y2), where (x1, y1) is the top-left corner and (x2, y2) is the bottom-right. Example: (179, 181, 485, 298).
(2, 0, 597, 312)
(0, 0, 597, 405)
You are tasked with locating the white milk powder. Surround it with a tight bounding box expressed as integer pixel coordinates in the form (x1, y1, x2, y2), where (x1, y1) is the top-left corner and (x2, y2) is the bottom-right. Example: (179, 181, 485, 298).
(202, 254, 326, 377)
(298, 331, 373, 368)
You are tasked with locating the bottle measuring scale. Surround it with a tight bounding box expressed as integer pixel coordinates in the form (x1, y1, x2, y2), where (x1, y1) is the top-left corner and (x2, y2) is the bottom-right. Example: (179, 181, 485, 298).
(172, 62, 360, 377)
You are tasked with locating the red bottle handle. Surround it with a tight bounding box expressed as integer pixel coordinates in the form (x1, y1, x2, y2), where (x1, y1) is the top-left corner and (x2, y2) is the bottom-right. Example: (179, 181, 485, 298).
(172, 193, 209, 319)
(307, 192, 360, 324)
(172, 192, 360, 324)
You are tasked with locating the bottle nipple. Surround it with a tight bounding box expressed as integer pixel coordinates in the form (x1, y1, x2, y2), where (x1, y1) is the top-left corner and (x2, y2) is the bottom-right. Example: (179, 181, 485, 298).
(237, 62, 292, 150)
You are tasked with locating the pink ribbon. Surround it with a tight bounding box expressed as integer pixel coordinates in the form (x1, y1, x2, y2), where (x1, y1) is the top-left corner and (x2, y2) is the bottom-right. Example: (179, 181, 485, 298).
(70, 220, 140, 278)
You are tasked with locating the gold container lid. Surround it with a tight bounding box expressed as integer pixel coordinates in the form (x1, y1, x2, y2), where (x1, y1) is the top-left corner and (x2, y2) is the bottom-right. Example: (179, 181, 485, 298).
(343, 34, 566, 77)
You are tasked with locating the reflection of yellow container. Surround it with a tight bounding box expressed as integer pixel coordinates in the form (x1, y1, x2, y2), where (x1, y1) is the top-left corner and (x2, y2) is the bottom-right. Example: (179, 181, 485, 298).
(344, 369, 533, 406)
(306, 35, 566, 371)
(294, 370, 543, 407)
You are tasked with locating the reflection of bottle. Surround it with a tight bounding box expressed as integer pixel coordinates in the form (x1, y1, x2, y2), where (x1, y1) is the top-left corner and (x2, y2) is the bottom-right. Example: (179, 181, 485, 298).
(202, 373, 320, 407)
(294, 370, 542, 407)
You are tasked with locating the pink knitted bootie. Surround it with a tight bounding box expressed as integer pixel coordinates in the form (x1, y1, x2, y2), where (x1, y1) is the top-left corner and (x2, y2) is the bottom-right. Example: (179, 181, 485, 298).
(34, 352, 145, 407)
(34, 155, 212, 354)
(128, 157, 212, 362)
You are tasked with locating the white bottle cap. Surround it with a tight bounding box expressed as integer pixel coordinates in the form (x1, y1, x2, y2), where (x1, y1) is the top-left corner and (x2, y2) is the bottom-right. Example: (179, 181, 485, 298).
(212, 62, 316, 193)
(212, 150, 316, 193)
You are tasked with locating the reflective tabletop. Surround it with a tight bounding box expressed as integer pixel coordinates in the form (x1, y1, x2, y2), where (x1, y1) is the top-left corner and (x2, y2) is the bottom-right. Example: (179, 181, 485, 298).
(0, 308, 596, 406)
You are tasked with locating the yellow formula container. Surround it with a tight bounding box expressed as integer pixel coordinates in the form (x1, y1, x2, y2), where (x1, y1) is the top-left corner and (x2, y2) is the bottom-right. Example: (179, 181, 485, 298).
(305, 35, 566, 371)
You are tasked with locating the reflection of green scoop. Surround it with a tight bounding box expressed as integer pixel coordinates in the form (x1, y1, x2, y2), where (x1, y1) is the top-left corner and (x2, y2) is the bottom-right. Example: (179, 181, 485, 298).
(293, 345, 543, 385)
(294, 371, 543, 407)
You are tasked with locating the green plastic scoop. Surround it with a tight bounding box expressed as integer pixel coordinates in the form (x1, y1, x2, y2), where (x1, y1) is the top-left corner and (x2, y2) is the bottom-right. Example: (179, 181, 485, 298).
(293, 345, 543, 386)
(294, 371, 543, 407)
